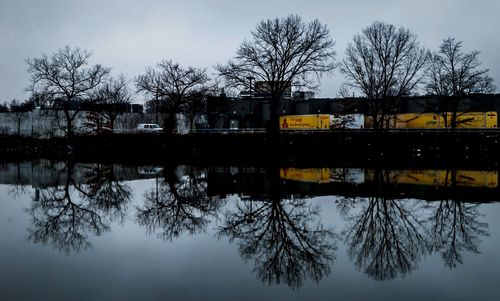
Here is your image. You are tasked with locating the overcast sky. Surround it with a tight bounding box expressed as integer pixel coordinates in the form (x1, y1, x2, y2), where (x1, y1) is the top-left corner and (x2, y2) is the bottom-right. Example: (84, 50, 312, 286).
(1, 0, 499, 103)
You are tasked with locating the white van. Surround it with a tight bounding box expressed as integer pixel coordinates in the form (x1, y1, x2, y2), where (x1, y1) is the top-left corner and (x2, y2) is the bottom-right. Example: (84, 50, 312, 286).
(137, 123, 163, 132)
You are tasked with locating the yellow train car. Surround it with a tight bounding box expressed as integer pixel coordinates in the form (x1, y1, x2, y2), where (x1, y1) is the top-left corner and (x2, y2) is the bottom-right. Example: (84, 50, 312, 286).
(451, 112, 497, 128)
(375, 112, 498, 129)
(363, 115, 397, 129)
(280, 114, 331, 130)
(395, 113, 444, 128)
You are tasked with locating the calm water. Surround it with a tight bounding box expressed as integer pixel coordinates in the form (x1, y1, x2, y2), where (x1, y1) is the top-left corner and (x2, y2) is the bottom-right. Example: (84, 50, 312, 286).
(1, 162, 500, 300)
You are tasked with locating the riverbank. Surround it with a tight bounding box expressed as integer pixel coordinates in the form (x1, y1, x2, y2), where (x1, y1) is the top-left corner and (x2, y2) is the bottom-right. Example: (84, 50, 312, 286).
(1, 130, 499, 168)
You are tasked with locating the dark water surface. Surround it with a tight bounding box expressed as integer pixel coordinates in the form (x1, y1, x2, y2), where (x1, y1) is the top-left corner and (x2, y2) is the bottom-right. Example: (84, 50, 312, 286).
(1, 162, 499, 300)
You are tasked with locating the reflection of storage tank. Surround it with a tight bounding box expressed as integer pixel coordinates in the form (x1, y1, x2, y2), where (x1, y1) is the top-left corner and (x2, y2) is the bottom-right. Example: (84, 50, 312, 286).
(138, 166, 163, 175)
(329, 168, 365, 183)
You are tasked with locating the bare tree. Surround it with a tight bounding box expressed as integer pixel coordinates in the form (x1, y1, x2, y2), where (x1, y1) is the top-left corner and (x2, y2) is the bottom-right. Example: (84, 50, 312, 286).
(217, 15, 336, 135)
(182, 84, 220, 131)
(136, 60, 210, 133)
(26, 46, 110, 138)
(340, 21, 427, 130)
(9, 99, 33, 135)
(91, 75, 132, 131)
(425, 38, 496, 129)
(0, 102, 8, 112)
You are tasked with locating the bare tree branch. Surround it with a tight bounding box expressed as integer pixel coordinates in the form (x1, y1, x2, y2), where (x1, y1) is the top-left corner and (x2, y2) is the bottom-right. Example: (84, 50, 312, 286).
(217, 15, 336, 134)
(25, 46, 110, 138)
(340, 22, 427, 130)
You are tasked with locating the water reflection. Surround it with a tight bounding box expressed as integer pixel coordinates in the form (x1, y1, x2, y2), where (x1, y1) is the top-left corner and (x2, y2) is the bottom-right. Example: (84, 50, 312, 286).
(25, 162, 131, 253)
(426, 195, 488, 268)
(339, 170, 428, 281)
(1, 162, 495, 286)
(137, 166, 221, 241)
(219, 195, 336, 288)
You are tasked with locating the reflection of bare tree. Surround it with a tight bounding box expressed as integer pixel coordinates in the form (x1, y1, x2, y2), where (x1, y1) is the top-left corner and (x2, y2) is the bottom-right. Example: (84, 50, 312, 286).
(219, 195, 336, 289)
(26, 162, 131, 253)
(425, 170, 489, 268)
(80, 164, 132, 223)
(427, 202, 488, 268)
(7, 162, 30, 198)
(137, 167, 220, 241)
(340, 170, 428, 281)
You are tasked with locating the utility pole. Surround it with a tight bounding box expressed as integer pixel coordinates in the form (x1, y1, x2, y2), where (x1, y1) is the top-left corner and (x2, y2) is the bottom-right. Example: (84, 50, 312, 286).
(246, 76, 255, 127)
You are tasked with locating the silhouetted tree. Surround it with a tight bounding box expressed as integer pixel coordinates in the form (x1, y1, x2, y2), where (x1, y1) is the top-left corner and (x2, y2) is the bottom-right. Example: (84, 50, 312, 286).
(425, 38, 496, 129)
(26, 46, 110, 138)
(0, 102, 8, 112)
(137, 167, 220, 241)
(219, 194, 335, 288)
(339, 170, 428, 280)
(91, 74, 132, 131)
(340, 21, 427, 130)
(8, 99, 33, 135)
(217, 15, 336, 135)
(136, 60, 211, 133)
(182, 85, 219, 131)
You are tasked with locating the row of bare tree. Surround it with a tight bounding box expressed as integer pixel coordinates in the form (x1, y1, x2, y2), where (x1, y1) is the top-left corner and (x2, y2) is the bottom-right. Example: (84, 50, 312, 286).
(18, 15, 496, 136)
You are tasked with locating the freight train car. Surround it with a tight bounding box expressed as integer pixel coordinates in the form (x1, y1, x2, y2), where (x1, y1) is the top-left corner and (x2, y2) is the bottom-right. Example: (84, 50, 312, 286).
(365, 112, 497, 129)
(280, 114, 364, 130)
(395, 112, 497, 129)
(279, 114, 332, 130)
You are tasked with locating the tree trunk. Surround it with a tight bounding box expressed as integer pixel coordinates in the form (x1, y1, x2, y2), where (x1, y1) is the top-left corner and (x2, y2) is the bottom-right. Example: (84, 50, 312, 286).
(64, 109, 73, 139)
(163, 111, 177, 135)
(269, 96, 280, 137)
(110, 116, 115, 131)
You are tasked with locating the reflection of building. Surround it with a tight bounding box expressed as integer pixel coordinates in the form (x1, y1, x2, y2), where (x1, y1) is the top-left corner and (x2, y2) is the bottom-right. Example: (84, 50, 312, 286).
(3, 162, 499, 202)
(138, 166, 163, 175)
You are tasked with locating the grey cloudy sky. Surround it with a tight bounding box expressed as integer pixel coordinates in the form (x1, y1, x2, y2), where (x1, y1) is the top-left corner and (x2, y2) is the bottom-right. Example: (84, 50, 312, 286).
(1, 0, 499, 102)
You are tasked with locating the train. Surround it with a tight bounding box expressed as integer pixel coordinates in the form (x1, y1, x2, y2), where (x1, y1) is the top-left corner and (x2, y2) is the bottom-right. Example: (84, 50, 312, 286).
(279, 112, 498, 130)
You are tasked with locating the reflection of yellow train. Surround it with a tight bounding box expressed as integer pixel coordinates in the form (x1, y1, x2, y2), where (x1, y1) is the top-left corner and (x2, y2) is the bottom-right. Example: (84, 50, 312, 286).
(280, 168, 498, 188)
(365, 170, 498, 188)
(280, 168, 330, 183)
(365, 112, 497, 129)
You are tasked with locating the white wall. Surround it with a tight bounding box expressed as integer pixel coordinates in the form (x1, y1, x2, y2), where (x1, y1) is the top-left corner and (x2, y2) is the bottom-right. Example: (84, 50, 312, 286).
(0, 110, 206, 136)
